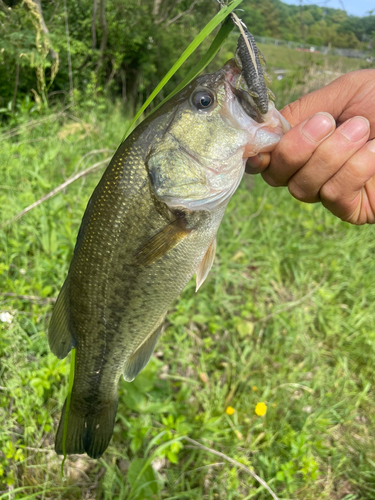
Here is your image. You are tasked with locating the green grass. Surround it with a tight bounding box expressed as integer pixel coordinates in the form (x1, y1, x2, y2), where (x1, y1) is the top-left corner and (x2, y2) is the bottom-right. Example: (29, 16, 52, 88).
(257, 43, 372, 109)
(1, 53, 375, 499)
(208, 39, 372, 110)
(210, 35, 370, 75)
(256, 43, 369, 73)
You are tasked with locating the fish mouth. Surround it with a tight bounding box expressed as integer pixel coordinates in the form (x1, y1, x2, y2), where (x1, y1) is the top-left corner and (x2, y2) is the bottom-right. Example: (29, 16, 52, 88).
(221, 60, 290, 158)
(221, 60, 263, 120)
(232, 86, 263, 123)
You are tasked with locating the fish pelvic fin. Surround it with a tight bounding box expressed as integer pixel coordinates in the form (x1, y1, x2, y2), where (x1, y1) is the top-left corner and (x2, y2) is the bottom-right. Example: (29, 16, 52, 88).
(132, 217, 192, 266)
(48, 281, 76, 359)
(196, 238, 216, 292)
(123, 323, 163, 382)
(55, 398, 118, 459)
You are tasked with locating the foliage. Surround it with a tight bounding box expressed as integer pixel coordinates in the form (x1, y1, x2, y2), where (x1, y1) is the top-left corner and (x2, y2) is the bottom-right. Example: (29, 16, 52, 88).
(0, 0, 374, 122)
(242, 0, 375, 48)
(1, 49, 375, 497)
(122, 1, 240, 141)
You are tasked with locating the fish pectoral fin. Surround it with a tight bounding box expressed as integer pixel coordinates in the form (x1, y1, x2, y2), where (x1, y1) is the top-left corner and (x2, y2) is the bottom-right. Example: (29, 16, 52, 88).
(196, 237, 216, 292)
(133, 217, 192, 266)
(48, 281, 76, 359)
(123, 323, 164, 382)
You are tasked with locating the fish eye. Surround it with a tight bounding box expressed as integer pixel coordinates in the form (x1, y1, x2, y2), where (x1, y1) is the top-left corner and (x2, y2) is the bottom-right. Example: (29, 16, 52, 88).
(192, 90, 215, 110)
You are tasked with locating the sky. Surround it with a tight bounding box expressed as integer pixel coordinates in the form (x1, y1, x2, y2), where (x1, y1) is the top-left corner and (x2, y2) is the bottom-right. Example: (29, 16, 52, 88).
(281, 0, 374, 17)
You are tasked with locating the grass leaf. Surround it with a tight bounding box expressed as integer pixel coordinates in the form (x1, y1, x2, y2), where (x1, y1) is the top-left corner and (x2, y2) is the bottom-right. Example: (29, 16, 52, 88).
(121, 0, 243, 142)
(61, 348, 76, 476)
(151, 16, 235, 115)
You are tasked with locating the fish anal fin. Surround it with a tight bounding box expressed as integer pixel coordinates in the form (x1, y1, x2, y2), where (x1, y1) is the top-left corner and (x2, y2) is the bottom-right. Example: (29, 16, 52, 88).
(48, 281, 76, 359)
(133, 217, 192, 266)
(123, 323, 163, 382)
(55, 397, 118, 459)
(196, 238, 216, 292)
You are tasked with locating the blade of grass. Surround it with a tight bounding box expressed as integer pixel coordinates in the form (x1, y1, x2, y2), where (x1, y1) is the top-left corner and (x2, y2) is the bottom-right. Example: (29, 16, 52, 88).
(60, 348, 76, 476)
(122, 0, 243, 142)
(127, 436, 186, 499)
(151, 16, 234, 114)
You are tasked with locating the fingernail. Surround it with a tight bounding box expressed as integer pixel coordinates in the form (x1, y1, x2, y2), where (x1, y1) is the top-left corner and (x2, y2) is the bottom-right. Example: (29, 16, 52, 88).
(340, 117, 369, 142)
(246, 154, 262, 169)
(367, 139, 375, 154)
(302, 112, 335, 143)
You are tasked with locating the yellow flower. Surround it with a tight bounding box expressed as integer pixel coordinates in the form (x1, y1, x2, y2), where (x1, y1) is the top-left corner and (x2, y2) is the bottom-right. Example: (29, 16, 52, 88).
(255, 402, 267, 417)
(226, 406, 235, 415)
(252, 386, 257, 391)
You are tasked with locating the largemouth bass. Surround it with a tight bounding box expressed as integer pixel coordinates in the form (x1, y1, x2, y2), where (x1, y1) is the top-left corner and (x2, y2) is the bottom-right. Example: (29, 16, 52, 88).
(49, 59, 289, 459)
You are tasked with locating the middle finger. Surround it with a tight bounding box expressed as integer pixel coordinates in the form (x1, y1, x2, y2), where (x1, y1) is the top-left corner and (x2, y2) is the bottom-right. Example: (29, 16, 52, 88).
(288, 116, 370, 203)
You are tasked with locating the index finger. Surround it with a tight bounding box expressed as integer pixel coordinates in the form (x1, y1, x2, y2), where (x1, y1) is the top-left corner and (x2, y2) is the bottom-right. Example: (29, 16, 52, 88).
(261, 112, 336, 187)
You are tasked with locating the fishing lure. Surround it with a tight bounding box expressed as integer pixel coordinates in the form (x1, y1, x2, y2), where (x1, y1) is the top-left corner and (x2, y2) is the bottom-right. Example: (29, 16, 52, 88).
(227, 10, 270, 115)
(236, 27, 269, 114)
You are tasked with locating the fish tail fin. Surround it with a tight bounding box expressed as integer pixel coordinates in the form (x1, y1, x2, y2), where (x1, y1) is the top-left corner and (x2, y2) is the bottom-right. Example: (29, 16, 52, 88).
(84, 400, 118, 458)
(55, 398, 118, 459)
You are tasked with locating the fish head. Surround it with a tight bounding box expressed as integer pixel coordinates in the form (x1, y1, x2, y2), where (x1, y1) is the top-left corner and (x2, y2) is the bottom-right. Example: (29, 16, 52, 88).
(146, 60, 290, 212)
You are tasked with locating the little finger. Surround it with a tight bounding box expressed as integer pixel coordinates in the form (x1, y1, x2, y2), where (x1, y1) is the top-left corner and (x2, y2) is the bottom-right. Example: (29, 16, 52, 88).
(320, 139, 375, 224)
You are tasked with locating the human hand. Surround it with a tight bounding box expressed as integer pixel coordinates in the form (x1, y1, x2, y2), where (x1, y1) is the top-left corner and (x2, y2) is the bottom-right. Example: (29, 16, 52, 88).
(247, 69, 375, 224)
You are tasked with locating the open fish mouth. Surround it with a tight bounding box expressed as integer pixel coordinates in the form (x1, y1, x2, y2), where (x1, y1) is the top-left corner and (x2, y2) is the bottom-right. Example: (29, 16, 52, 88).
(221, 60, 290, 157)
(224, 61, 264, 123)
(232, 85, 264, 123)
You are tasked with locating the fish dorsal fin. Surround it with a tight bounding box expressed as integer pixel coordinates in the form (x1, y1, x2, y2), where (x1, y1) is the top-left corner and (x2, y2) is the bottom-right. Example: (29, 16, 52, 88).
(196, 238, 216, 292)
(123, 323, 163, 382)
(133, 217, 192, 266)
(48, 281, 76, 359)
